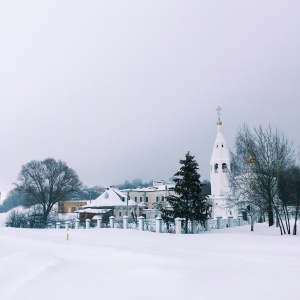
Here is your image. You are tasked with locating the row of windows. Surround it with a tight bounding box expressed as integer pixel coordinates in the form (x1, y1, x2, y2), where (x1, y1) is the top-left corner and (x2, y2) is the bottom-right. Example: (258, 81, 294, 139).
(133, 196, 149, 202)
(212, 163, 228, 173)
(216, 144, 225, 148)
(156, 196, 164, 202)
(133, 196, 165, 202)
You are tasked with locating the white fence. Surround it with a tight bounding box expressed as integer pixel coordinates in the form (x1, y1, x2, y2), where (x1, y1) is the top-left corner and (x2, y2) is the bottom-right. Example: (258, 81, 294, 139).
(51, 215, 248, 234)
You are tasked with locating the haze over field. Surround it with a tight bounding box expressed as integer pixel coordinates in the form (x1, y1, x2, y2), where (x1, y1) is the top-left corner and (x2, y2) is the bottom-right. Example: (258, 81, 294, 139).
(1, 1, 299, 190)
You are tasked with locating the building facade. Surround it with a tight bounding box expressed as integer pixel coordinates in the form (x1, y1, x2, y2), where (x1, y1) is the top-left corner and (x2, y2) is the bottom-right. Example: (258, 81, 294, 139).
(58, 200, 88, 213)
(121, 180, 175, 207)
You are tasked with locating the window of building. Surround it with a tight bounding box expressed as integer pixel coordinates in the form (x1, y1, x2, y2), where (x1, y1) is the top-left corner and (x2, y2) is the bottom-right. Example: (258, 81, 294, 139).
(214, 163, 219, 173)
(119, 212, 122, 217)
(134, 197, 137, 202)
(145, 197, 148, 202)
(222, 163, 228, 173)
(140, 197, 143, 202)
(156, 196, 159, 202)
(162, 196, 164, 202)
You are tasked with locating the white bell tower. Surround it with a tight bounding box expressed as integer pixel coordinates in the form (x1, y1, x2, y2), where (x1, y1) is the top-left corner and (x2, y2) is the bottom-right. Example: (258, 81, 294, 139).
(210, 107, 230, 196)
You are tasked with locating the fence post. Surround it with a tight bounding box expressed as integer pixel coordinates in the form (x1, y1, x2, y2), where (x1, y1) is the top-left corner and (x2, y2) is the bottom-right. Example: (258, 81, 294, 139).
(85, 219, 91, 229)
(46, 223, 51, 228)
(75, 219, 80, 229)
(217, 216, 223, 229)
(109, 216, 115, 228)
(238, 215, 244, 226)
(204, 219, 211, 231)
(56, 222, 61, 229)
(192, 220, 198, 234)
(138, 216, 144, 231)
(228, 216, 233, 227)
(155, 217, 162, 233)
(97, 216, 102, 228)
(123, 216, 129, 229)
(175, 217, 182, 234)
(65, 221, 69, 230)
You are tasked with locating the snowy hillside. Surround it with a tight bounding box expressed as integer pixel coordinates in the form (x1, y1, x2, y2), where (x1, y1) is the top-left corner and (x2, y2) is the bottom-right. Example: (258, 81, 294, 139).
(0, 223, 299, 300)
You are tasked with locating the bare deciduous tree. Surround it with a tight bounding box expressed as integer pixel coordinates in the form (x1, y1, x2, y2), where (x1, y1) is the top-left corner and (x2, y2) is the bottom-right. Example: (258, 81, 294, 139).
(16, 158, 82, 225)
(229, 125, 295, 234)
(279, 165, 300, 235)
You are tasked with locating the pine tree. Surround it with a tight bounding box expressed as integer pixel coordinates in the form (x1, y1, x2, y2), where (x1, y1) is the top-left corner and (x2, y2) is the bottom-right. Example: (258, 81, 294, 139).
(160, 152, 212, 233)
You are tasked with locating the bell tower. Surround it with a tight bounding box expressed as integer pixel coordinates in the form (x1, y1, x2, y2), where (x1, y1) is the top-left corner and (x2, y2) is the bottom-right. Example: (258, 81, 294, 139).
(210, 107, 231, 197)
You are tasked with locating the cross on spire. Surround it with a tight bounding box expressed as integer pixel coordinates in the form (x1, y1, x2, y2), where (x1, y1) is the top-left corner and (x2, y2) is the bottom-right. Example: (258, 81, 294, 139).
(216, 106, 223, 125)
(216, 106, 222, 118)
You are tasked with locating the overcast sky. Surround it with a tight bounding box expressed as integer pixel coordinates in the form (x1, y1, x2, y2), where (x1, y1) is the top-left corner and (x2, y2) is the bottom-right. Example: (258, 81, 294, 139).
(0, 1, 299, 191)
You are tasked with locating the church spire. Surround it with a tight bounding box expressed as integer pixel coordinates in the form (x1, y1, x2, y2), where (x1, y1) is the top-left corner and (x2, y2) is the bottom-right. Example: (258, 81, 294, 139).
(210, 107, 231, 197)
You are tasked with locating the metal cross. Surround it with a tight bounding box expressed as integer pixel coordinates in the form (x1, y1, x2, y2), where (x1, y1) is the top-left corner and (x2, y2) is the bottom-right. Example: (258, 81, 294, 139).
(216, 106, 222, 119)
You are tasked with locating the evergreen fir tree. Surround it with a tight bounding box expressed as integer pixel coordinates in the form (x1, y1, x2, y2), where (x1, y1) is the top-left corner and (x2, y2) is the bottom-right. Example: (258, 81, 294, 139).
(160, 152, 212, 233)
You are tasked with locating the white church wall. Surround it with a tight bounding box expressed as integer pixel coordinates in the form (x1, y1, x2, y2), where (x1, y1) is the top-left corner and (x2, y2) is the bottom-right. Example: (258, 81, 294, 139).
(210, 107, 237, 217)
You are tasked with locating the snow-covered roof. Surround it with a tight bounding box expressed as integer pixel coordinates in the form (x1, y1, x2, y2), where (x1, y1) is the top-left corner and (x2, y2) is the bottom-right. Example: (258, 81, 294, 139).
(83, 187, 136, 208)
(77, 208, 112, 214)
(62, 200, 89, 203)
(121, 182, 175, 193)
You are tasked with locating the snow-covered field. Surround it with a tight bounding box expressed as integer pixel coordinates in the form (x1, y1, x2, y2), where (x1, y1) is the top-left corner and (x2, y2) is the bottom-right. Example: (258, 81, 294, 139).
(0, 215, 299, 300)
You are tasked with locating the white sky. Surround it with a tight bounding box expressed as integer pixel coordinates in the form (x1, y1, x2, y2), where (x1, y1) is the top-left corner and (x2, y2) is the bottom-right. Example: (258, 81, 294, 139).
(0, 222, 299, 300)
(0, 1, 299, 190)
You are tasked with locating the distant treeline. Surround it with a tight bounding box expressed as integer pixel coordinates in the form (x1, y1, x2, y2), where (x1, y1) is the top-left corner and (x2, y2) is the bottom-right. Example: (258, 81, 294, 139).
(116, 178, 211, 196)
(116, 178, 153, 190)
(0, 186, 105, 213)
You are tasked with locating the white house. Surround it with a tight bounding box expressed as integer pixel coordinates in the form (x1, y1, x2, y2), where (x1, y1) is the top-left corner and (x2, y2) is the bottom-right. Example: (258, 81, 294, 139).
(120, 180, 176, 219)
(76, 186, 137, 222)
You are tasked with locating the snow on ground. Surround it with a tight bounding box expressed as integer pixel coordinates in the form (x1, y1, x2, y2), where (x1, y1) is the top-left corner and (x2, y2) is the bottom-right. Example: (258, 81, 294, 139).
(0, 218, 299, 300)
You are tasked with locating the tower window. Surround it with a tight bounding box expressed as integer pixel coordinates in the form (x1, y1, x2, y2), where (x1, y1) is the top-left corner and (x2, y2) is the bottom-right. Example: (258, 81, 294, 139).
(214, 163, 219, 173)
(222, 163, 228, 173)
